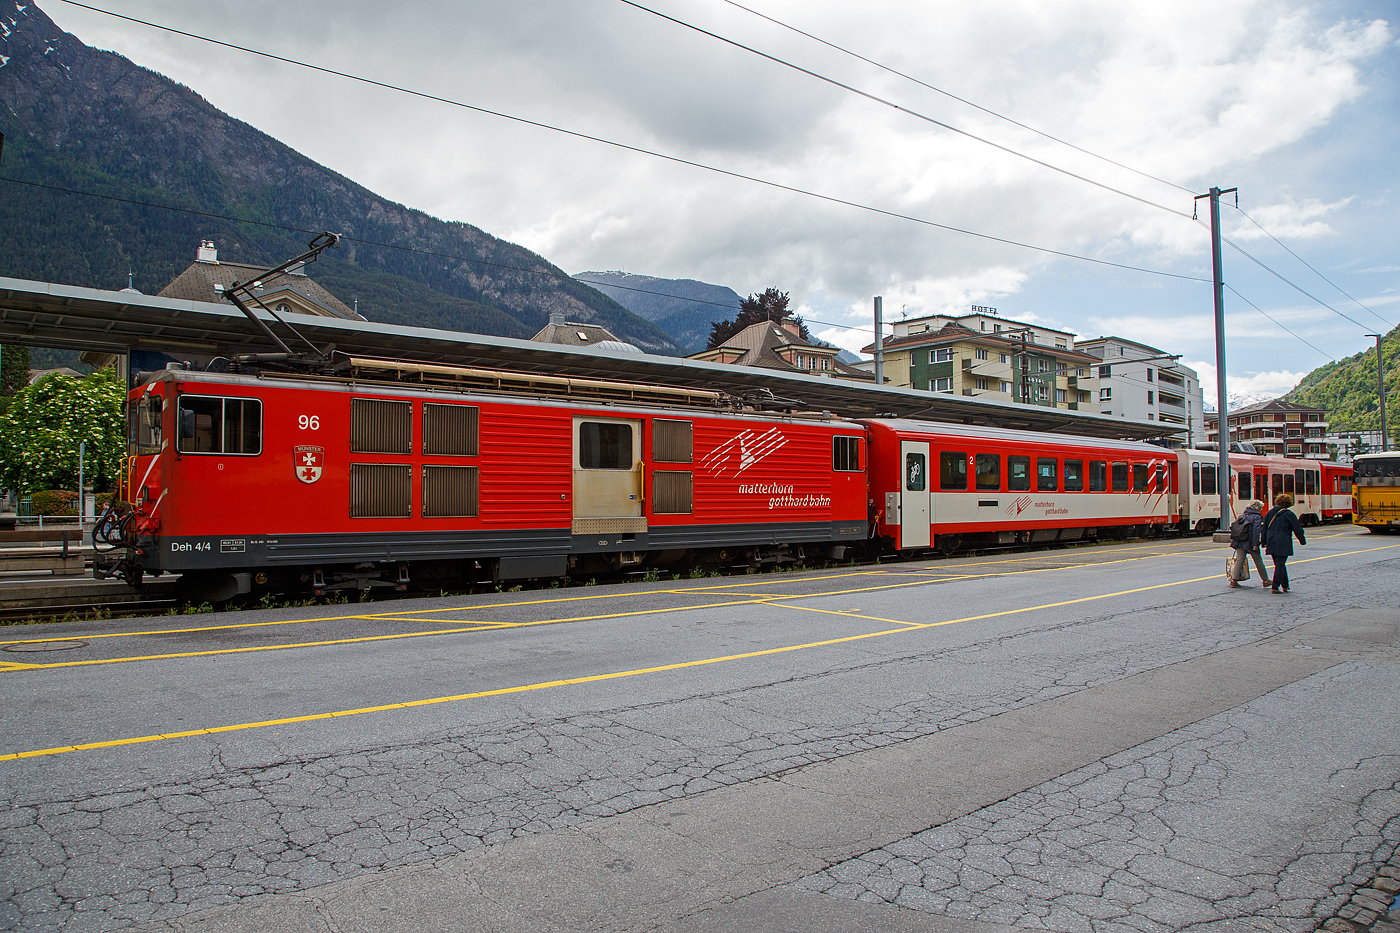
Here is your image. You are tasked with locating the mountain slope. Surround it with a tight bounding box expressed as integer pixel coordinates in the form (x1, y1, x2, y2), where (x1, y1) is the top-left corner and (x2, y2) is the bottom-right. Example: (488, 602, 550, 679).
(1286, 324, 1399, 434)
(574, 272, 741, 353)
(0, 2, 684, 355)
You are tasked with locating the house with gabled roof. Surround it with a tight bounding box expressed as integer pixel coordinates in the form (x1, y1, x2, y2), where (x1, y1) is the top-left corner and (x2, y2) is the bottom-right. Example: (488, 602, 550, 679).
(158, 241, 365, 322)
(688, 318, 873, 382)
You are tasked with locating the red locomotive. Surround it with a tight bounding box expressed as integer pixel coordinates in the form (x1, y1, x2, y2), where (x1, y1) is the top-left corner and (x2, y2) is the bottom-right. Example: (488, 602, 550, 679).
(98, 360, 870, 599)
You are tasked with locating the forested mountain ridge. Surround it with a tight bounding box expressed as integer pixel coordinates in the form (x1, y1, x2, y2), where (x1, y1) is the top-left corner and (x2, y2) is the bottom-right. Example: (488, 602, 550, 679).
(1286, 323, 1399, 434)
(0, 1, 685, 355)
(573, 272, 742, 353)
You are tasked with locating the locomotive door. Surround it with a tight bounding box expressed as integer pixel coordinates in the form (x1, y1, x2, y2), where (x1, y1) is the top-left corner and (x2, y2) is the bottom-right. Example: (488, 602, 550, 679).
(572, 417, 647, 535)
(900, 440, 931, 548)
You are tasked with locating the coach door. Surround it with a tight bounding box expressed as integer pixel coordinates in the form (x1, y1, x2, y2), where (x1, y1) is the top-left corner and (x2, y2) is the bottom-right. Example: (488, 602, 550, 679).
(900, 440, 931, 548)
(572, 417, 647, 535)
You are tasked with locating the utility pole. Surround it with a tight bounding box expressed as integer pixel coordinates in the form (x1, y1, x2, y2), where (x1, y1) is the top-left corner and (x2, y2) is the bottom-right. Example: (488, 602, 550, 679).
(1196, 185, 1237, 531)
(873, 297, 884, 387)
(1366, 334, 1388, 452)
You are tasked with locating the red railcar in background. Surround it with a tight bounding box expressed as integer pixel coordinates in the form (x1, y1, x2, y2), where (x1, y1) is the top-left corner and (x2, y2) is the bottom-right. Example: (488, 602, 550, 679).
(1321, 461, 1353, 521)
(862, 419, 1174, 552)
(105, 366, 868, 598)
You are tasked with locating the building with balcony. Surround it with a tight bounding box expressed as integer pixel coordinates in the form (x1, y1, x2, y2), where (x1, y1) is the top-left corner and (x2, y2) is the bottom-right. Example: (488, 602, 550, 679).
(1076, 337, 1204, 446)
(689, 318, 874, 381)
(1204, 399, 1329, 459)
(862, 313, 1099, 411)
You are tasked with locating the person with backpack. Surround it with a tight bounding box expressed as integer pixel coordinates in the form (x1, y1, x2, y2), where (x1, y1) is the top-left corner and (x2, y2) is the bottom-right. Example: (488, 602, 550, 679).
(1263, 493, 1307, 594)
(1227, 500, 1269, 588)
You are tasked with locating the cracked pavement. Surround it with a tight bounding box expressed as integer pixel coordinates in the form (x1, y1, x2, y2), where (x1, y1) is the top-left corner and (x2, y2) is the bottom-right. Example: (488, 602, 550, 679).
(0, 532, 1397, 932)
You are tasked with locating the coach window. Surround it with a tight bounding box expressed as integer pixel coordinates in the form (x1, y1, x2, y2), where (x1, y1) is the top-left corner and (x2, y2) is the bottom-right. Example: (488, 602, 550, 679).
(1037, 458, 1057, 491)
(940, 451, 968, 490)
(1295, 469, 1305, 494)
(833, 436, 862, 472)
(975, 453, 1000, 491)
(1089, 460, 1108, 492)
(1008, 455, 1030, 491)
(1064, 459, 1083, 492)
(1191, 462, 1200, 495)
(1239, 472, 1251, 501)
(1111, 462, 1130, 492)
(1153, 464, 1165, 492)
(1201, 463, 1217, 496)
(905, 452, 926, 491)
(1305, 470, 1317, 496)
(1284, 472, 1295, 495)
(1272, 474, 1283, 499)
(177, 395, 262, 455)
(1132, 463, 1149, 492)
(579, 422, 633, 470)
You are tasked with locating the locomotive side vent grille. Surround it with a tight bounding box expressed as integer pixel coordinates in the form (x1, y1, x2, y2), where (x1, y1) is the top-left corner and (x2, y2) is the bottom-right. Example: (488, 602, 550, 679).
(351, 398, 412, 454)
(653, 419, 693, 463)
(350, 463, 412, 518)
(423, 465, 479, 518)
(423, 403, 479, 456)
(652, 470, 693, 514)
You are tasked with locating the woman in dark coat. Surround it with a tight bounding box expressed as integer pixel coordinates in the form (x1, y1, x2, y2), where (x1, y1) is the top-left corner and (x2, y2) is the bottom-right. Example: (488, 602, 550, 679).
(1263, 493, 1306, 593)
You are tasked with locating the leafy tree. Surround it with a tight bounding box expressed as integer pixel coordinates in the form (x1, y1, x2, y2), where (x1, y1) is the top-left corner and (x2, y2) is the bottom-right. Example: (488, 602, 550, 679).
(706, 288, 810, 349)
(0, 369, 125, 493)
(1, 345, 31, 396)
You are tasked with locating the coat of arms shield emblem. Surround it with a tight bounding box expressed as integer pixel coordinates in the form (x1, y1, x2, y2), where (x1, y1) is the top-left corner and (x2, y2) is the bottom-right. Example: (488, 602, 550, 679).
(294, 445, 324, 484)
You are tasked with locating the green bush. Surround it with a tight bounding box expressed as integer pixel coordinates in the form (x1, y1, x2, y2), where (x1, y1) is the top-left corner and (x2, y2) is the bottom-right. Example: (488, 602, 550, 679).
(30, 490, 78, 516)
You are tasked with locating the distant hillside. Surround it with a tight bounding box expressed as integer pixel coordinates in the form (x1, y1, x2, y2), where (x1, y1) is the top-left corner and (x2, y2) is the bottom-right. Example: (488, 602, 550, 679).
(0, 2, 684, 355)
(1286, 324, 1399, 433)
(573, 272, 741, 353)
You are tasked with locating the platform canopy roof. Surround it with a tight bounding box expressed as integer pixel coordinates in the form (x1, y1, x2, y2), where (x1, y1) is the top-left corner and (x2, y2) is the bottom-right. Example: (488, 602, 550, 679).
(0, 276, 1177, 440)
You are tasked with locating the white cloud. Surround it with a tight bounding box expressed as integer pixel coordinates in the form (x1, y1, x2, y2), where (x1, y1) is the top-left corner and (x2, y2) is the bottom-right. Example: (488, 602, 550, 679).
(1187, 360, 1309, 406)
(38, 0, 1397, 382)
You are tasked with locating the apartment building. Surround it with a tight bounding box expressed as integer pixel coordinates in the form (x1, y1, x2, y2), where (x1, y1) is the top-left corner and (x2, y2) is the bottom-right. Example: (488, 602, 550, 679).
(1077, 337, 1204, 446)
(1205, 399, 1330, 459)
(864, 312, 1100, 411)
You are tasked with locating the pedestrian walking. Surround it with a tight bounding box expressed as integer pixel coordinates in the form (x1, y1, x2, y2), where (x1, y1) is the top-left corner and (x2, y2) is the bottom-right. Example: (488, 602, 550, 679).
(1227, 500, 1270, 588)
(1263, 493, 1306, 594)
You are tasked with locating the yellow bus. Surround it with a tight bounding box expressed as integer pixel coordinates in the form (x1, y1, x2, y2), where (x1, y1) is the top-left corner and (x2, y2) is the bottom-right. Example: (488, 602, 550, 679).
(1353, 452, 1400, 533)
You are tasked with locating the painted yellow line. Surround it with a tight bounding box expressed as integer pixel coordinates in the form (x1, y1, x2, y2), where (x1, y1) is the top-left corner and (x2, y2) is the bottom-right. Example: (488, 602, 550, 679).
(6, 540, 1395, 762)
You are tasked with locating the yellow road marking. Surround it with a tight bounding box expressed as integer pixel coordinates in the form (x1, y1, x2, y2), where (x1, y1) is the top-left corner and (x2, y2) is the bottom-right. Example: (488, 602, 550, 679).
(4, 540, 1395, 762)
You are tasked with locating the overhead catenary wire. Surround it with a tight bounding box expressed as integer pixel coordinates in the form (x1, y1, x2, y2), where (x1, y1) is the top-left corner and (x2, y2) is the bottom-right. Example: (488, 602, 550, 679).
(24, 4, 1215, 290)
(616, 0, 1197, 221)
(1223, 283, 1334, 362)
(715, 0, 1198, 197)
(1231, 204, 1394, 330)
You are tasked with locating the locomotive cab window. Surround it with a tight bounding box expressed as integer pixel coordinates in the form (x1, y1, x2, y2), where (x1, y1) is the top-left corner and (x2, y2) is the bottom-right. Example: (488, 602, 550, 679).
(1132, 463, 1149, 492)
(975, 453, 1000, 491)
(1111, 462, 1130, 492)
(833, 436, 862, 472)
(1089, 460, 1107, 492)
(177, 395, 262, 455)
(939, 451, 968, 490)
(134, 395, 163, 456)
(1063, 459, 1083, 492)
(1037, 458, 1057, 491)
(1008, 455, 1030, 491)
(580, 421, 634, 470)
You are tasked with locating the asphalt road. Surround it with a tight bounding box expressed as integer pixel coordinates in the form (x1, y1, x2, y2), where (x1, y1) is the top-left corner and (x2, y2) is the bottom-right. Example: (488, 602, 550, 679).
(1, 528, 1398, 932)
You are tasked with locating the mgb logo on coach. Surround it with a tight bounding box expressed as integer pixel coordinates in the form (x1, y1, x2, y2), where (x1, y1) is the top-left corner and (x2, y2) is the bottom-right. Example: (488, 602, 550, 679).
(700, 427, 787, 477)
(294, 445, 324, 484)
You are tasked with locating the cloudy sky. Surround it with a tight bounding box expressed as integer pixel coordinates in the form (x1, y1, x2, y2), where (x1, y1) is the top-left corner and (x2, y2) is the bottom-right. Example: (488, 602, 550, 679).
(44, 0, 1400, 401)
